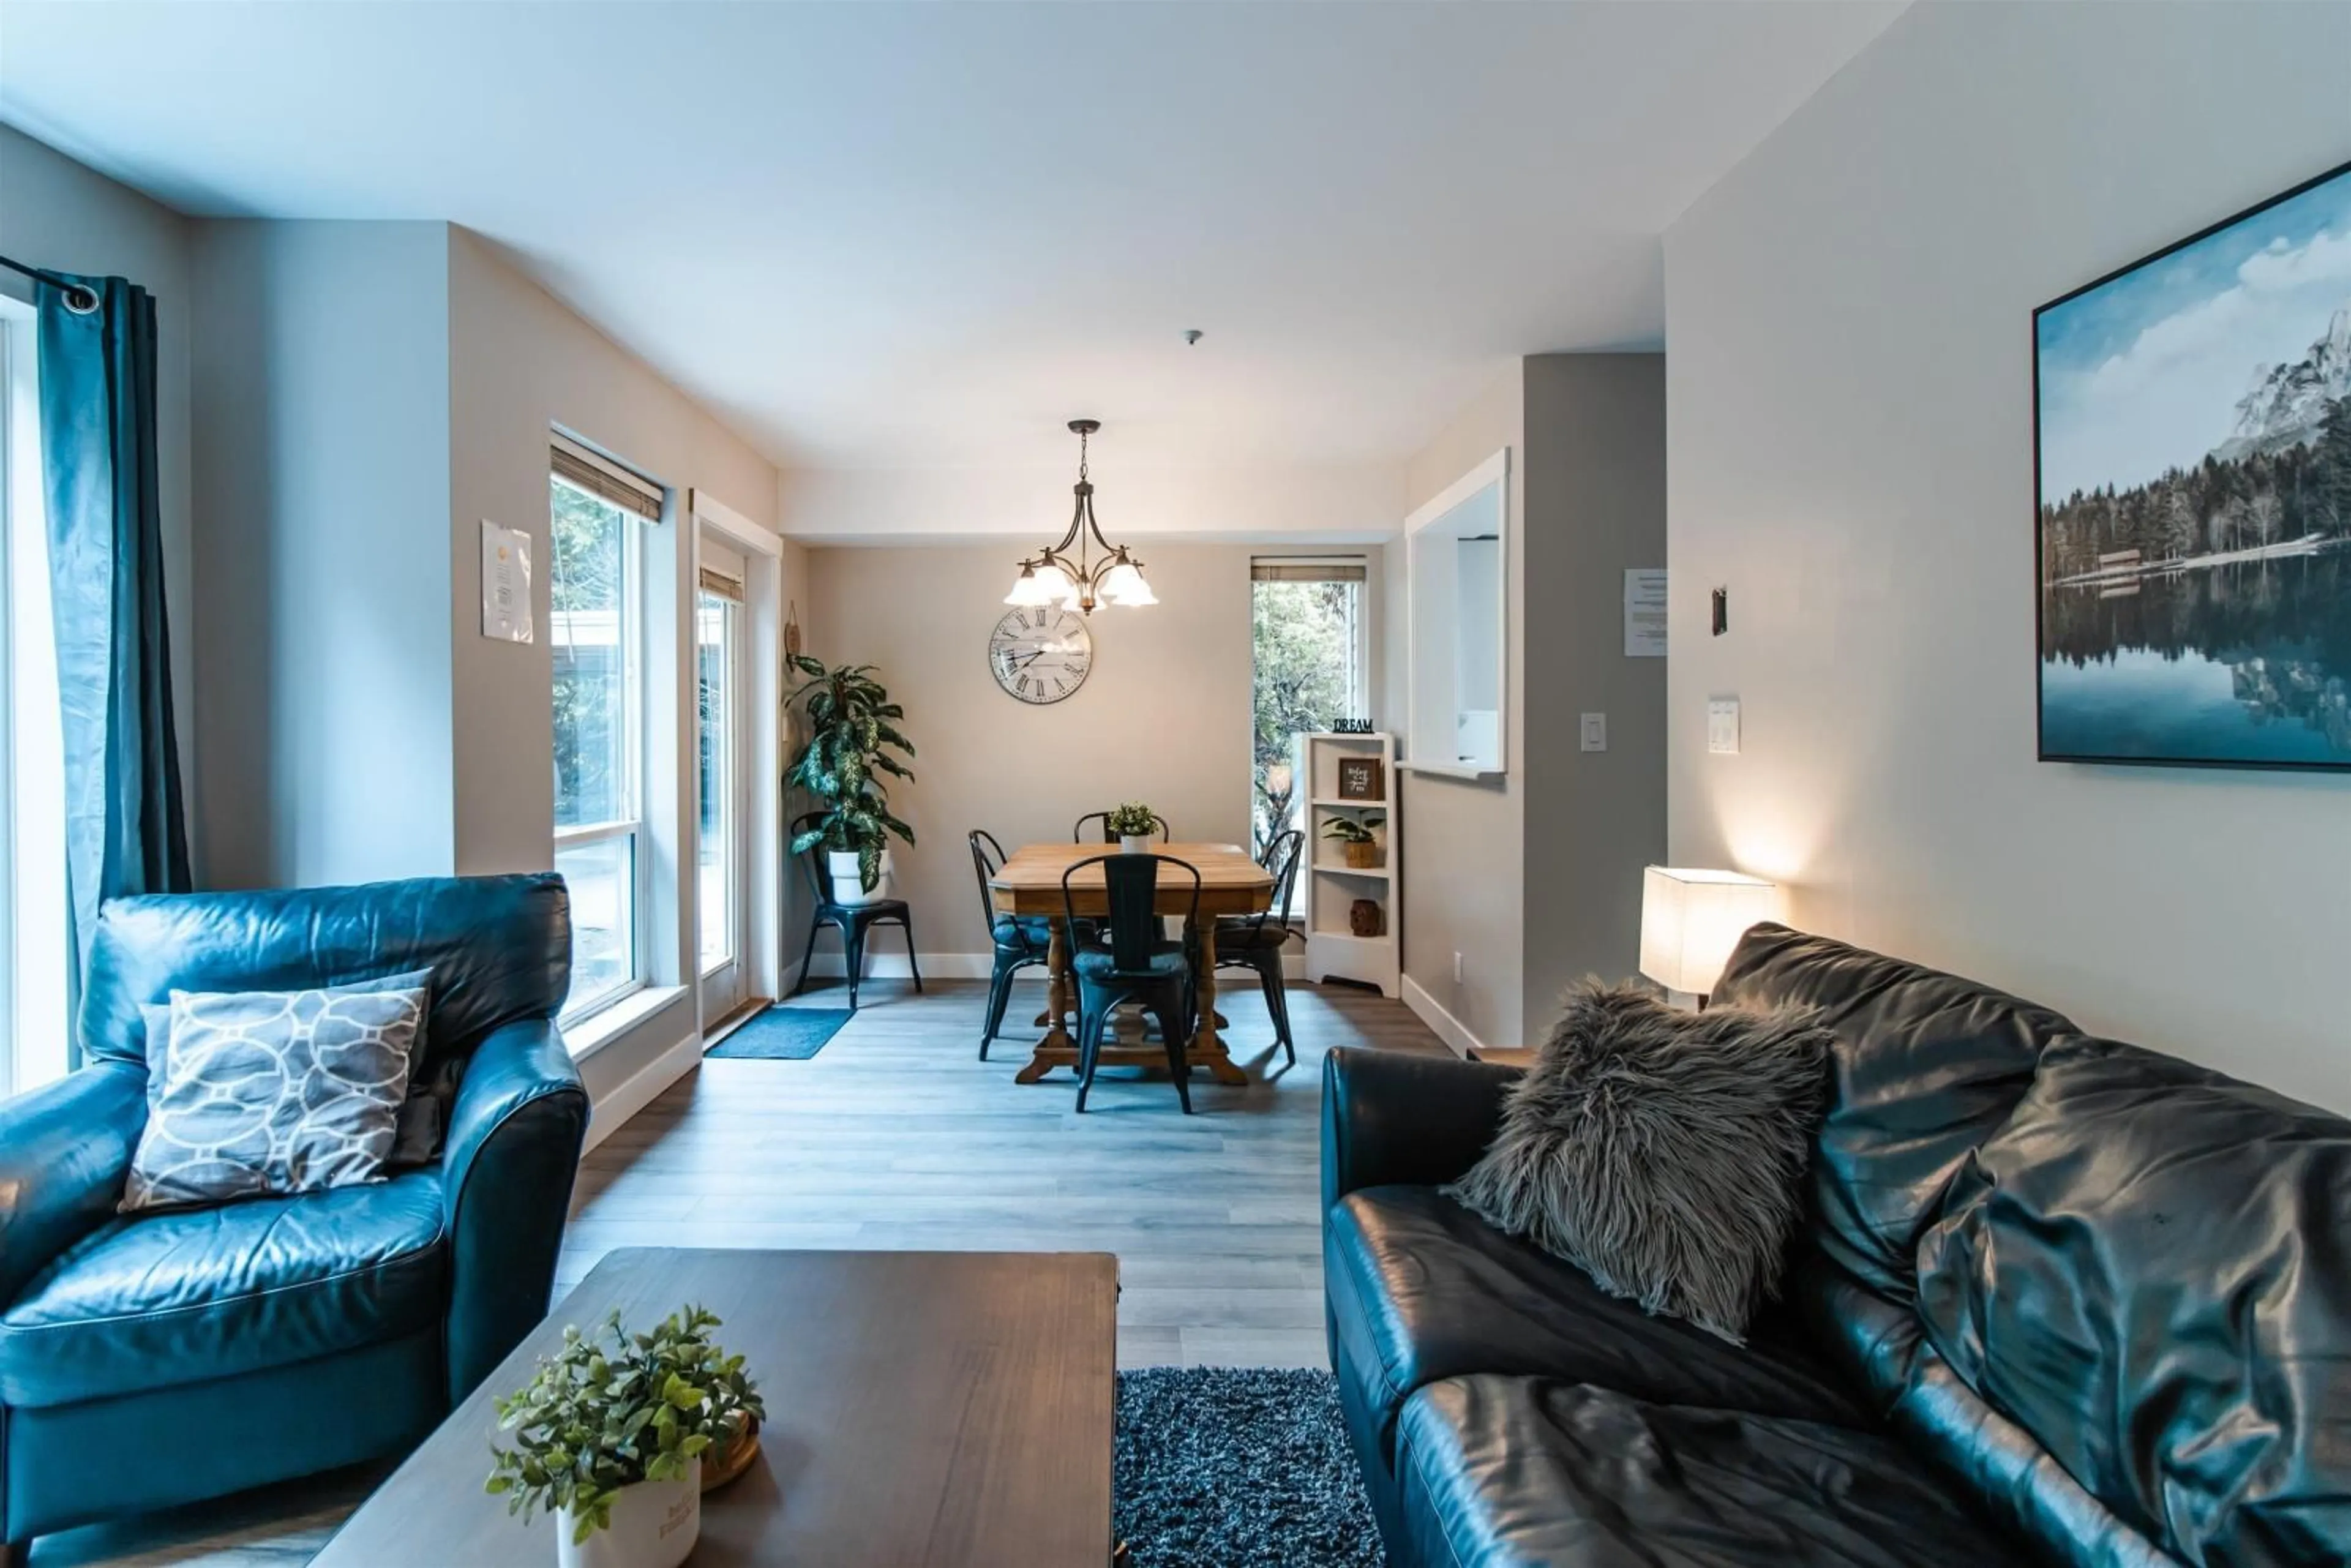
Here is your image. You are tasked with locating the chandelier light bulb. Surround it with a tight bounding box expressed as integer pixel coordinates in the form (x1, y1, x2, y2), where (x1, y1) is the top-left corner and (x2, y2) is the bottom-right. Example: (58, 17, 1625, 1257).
(1003, 565, 1054, 606)
(1033, 562, 1079, 605)
(1101, 560, 1156, 606)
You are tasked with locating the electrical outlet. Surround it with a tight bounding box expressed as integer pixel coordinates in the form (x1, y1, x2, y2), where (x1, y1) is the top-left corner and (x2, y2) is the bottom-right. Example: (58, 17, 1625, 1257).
(1580, 712, 1607, 752)
(1452, 951, 1464, 985)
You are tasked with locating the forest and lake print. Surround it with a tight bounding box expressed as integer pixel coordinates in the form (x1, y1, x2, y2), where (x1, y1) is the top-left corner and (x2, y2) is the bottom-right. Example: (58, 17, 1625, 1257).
(2036, 162, 2351, 769)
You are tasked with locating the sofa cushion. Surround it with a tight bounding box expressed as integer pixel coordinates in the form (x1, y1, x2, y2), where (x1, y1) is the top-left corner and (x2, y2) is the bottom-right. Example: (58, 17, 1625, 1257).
(1917, 1035, 2351, 1567)
(1326, 1186, 1865, 1466)
(0, 1169, 447, 1407)
(1395, 1376, 2017, 1568)
(1711, 923, 2074, 1300)
(1445, 981, 1832, 1343)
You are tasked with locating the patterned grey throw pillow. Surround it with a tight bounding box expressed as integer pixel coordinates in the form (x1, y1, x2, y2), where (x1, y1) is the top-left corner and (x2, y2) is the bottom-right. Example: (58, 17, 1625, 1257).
(1445, 980, 1833, 1343)
(121, 979, 428, 1213)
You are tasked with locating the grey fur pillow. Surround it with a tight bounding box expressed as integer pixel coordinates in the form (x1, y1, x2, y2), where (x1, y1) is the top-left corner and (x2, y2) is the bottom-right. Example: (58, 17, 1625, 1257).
(1445, 980, 1832, 1343)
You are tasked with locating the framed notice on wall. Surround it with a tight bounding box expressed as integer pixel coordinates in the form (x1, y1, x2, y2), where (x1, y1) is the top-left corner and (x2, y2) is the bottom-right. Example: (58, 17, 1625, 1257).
(480, 520, 533, 643)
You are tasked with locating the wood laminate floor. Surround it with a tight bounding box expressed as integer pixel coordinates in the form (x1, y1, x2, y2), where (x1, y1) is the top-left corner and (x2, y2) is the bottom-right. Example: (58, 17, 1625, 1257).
(32, 978, 1448, 1567)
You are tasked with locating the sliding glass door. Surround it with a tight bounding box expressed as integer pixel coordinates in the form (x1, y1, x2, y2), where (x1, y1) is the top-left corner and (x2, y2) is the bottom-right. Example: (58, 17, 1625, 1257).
(696, 540, 751, 1021)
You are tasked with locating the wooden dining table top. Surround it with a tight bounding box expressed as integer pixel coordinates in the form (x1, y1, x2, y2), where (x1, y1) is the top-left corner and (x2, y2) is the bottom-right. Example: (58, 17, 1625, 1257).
(989, 841, 1273, 918)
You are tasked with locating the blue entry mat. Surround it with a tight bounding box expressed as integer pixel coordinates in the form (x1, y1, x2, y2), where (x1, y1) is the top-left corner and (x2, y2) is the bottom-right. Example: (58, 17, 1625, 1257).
(705, 1006, 853, 1060)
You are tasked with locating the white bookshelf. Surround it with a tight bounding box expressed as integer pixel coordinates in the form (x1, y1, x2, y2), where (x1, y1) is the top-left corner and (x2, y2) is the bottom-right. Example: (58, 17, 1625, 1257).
(1296, 732, 1399, 997)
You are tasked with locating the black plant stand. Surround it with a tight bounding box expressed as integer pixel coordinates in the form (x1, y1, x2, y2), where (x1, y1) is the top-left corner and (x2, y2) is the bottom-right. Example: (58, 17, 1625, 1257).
(794, 897, 922, 1010)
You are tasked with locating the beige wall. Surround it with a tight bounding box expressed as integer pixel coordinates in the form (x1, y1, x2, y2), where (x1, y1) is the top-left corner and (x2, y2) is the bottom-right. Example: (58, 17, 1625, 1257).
(804, 541, 1378, 961)
(1, 124, 199, 866)
(1664, 1, 2351, 1112)
(445, 227, 789, 1116)
(1394, 364, 1526, 1048)
(1521, 354, 1667, 1025)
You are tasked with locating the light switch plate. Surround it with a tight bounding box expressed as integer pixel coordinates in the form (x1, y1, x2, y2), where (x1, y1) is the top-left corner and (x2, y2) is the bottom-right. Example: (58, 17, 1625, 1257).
(1707, 697, 1741, 755)
(1580, 712, 1607, 752)
(1711, 696, 1749, 757)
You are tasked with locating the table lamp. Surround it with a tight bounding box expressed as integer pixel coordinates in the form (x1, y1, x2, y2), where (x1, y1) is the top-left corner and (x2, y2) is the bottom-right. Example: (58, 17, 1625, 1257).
(1638, 866, 1781, 1004)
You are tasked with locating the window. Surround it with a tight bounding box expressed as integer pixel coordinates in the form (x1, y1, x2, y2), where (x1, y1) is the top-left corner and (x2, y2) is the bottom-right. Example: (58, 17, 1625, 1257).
(1, 295, 67, 1095)
(1250, 557, 1369, 859)
(550, 436, 661, 1022)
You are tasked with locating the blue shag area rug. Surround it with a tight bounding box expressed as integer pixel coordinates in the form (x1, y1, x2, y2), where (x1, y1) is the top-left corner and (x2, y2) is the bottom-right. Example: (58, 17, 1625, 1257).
(705, 1007, 853, 1060)
(1116, 1367, 1384, 1567)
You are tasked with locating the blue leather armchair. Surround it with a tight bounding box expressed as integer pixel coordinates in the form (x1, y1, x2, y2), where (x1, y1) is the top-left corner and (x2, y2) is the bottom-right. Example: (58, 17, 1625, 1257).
(0, 874, 590, 1556)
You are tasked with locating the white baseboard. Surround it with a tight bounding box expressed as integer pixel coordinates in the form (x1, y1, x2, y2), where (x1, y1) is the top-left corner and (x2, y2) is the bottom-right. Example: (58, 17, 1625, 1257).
(804, 952, 1312, 983)
(1402, 974, 1485, 1059)
(582, 1029, 703, 1155)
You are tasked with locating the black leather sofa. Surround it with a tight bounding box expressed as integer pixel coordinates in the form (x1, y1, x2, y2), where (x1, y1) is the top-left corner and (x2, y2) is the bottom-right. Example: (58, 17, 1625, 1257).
(1322, 923, 2351, 1567)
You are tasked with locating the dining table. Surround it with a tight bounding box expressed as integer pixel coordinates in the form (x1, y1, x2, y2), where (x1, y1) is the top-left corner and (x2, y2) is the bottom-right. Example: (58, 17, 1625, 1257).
(988, 841, 1275, 1088)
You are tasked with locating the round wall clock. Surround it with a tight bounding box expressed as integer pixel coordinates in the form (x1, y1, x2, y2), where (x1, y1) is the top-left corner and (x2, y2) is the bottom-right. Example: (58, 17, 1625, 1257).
(989, 606, 1093, 705)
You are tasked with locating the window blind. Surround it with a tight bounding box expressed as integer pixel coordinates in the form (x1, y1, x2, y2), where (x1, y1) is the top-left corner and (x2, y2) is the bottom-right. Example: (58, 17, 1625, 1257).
(1252, 557, 1368, 583)
(551, 433, 665, 522)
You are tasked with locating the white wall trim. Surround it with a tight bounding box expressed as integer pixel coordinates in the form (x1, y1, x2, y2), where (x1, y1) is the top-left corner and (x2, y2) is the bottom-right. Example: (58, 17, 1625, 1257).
(581, 1029, 703, 1154)
(1402, 973, 1483, 1059)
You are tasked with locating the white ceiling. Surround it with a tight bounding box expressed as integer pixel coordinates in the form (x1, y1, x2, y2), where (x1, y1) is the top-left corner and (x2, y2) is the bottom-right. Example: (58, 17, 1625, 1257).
(0, 2, 1902, 473)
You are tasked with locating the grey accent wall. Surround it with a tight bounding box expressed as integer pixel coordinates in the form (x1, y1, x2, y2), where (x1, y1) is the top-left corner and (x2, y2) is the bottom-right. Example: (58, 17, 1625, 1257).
(1397, 366, 1526, 1048)
(1521, 354, 1667, 1026)
(0, 124, 198, 865)
(190, 220, 454, 888)
(1663, 1, 2351, 1112)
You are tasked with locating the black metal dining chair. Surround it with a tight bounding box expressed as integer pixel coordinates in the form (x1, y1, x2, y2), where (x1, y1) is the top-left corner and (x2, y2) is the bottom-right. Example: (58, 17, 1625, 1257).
(1063, 853, 1201, 1113)
(790, 811, 922, 1009)
(1072, 810, 1170, 843)
(1212, 828, 1305, 1065)
(970, 829, 1052, 1060)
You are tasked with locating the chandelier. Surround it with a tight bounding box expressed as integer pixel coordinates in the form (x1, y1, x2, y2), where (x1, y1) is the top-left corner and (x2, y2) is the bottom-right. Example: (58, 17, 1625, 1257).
(1004, 419, 1156, 613)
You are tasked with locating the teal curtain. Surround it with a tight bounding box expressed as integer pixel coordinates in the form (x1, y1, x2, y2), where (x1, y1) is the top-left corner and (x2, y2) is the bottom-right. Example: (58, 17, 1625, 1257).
(37, 273, 190, 1055)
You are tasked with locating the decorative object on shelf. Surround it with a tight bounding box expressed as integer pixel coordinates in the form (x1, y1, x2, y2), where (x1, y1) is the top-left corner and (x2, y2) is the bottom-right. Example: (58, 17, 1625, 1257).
(1638, 866, 1782, 1004)
(1321, 811, 1385, 868)
(1105, 801, 1161, 855)
(783, 599, 802, 661)
(1337, 757, 1384, 800)
(1349, 899, 1383, 938)
(486, 1305, 764, 1568)
(1330, 716, 1376, 735)
(2036, 159, 2351, 771)
(1004, 419, 1156, 615)
(988, 604, 1094, 704)
(787, 655, 915, 899)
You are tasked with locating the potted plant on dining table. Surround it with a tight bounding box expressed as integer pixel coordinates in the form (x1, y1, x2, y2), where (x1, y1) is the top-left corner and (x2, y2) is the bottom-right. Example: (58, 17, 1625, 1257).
(1106, 801, 1160, 855)
(487, 1306, 764, 1568)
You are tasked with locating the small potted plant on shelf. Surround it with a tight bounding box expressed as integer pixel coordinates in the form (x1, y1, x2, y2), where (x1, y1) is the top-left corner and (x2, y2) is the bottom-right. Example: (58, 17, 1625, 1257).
(487, 1305, 765, 1568)
(1106, 801, 1160, 855)
(1321, 811, 1385, 869)
(787, 655, 916, 906)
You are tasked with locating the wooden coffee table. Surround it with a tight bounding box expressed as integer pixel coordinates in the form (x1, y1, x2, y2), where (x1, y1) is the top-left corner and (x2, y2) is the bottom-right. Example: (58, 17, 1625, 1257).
(312, 1248, 1118, 1566)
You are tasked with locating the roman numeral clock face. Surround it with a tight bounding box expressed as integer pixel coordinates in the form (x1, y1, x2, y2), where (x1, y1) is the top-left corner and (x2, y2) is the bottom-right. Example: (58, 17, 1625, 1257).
(989, 607, 1094, 705)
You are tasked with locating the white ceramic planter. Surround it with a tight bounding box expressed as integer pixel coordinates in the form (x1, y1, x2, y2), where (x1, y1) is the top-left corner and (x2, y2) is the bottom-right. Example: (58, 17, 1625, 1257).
(1119, 835, 1152, 855)
(826, 849, 896, 907)
(555, 1459, 700, 1568)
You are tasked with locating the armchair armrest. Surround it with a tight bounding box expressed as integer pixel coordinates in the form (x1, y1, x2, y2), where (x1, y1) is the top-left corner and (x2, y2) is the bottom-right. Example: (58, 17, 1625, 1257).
(0, 1059, 148, 1304)
(442, 1018, 588, 1403)
(1320, 1048, 1519, 1213)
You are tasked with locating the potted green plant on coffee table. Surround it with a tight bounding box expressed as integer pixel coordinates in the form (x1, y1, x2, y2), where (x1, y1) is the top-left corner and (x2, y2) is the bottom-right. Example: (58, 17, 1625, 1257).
(1321, 811, 1385, 868)
(1106, 801, 1160, 855)
(787, 655, 916, 904)
(487, 1306, 764, 1568)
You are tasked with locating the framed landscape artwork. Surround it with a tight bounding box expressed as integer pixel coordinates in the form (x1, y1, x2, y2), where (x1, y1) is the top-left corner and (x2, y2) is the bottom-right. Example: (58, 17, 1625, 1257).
(2035, 159, 2351, 771)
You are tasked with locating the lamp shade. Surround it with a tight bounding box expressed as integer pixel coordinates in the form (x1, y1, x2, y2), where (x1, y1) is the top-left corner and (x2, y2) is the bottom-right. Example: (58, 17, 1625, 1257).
(1638, 866, 1780, 996)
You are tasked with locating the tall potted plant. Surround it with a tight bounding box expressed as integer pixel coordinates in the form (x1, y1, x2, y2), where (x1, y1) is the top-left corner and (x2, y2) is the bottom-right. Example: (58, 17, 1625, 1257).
(787, 655, 915, 906)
